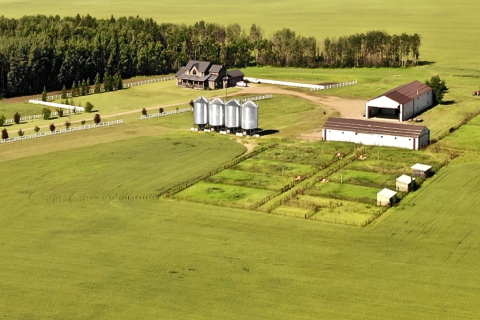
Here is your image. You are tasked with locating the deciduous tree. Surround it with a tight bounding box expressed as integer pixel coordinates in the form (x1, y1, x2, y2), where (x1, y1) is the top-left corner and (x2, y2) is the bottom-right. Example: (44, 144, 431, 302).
(425, 75, 448, 104)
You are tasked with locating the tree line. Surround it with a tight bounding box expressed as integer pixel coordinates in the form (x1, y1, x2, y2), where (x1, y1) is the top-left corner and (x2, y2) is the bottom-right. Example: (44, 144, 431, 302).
(0, 14, 422, 98)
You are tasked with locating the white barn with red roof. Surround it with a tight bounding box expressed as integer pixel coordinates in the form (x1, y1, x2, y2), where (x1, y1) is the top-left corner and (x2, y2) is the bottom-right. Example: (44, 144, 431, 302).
(366, 81, 433, 122)
(322, 118, 430, 150)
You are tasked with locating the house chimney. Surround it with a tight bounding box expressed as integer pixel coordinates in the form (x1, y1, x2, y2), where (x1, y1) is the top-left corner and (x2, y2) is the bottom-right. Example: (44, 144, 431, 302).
(417, 90, 419, 96)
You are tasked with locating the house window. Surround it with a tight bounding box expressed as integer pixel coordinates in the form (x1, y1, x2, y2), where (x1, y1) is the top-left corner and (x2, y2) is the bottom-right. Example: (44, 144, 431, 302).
(342, 132, 344, 134)
(355, 133, 357, 135)
(395, 137, 397, 139)
(381, 136, 383, 138)
(192, 70, 197, 75)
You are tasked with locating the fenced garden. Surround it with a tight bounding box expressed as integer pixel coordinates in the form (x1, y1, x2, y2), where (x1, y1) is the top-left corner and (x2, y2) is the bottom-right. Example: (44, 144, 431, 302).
(167, 139, 451, 227)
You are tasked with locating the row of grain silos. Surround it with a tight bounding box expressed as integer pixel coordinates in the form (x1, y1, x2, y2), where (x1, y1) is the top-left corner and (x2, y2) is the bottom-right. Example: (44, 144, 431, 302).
(193, 96, 258, 133)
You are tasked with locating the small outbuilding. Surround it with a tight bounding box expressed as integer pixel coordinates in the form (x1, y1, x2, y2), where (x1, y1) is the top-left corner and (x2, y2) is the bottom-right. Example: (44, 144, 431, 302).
(396, 175, 416, 192)
(411, 163, 433, 178)
(377, 188, 398, 206)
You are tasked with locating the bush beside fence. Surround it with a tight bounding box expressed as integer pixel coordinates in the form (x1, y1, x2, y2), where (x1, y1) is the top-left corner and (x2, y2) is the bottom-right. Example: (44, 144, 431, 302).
(0, 119, 124, 144)
(141, 108, 193, 120)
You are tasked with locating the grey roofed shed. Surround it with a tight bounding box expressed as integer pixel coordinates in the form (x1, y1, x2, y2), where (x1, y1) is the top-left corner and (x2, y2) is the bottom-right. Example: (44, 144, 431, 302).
(377, 188, 397, 206)
(411, 163, 432, 177)
(396, 175, 416, 192)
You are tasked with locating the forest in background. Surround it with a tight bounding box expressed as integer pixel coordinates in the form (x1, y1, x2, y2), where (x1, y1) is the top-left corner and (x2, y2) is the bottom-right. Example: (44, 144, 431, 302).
(0, 15, 421, 97)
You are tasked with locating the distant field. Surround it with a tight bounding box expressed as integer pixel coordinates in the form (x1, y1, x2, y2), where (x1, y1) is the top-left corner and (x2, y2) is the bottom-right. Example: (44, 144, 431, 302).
(2, 1, 480, 319)
(1, 0, 480, 70)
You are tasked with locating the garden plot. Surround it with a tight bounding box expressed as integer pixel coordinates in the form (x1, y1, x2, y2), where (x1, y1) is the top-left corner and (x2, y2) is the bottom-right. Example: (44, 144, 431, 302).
(256, 141, 355, 166)
(174, 181, 274, 209)
(232, 158, 314, 177)
(329, 169, 398, 189)
(297, 195, 380, 225)
(206, 169, 293, 191)
(307, 181, 379, 204)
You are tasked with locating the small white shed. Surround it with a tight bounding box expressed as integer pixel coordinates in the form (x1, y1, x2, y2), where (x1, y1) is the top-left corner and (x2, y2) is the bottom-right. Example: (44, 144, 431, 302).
(377, 188, 398, 206)
(396, 175, 416, 192)
(411, 163, 432, 178)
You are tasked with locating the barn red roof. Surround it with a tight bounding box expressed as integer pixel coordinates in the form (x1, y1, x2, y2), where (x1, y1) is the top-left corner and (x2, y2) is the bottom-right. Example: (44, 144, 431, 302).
(372, 81, 432, 105)
(323, 118, 428, 138)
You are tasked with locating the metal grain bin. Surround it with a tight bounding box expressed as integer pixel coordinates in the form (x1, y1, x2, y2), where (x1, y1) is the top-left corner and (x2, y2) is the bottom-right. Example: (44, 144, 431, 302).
(208, 97, 225, 127)
(225, 99, 241, 129)
(193, 96, 209, 126)
(241, 100, 258, 130)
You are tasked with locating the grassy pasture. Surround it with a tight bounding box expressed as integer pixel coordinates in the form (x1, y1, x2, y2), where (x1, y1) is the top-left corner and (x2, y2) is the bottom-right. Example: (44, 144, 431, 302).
(441, 122, 480, 151)
(0, 133, 246, 202)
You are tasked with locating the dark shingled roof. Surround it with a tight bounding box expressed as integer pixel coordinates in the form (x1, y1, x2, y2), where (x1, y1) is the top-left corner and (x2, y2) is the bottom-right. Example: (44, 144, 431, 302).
(185, 60, 212, 73)
(209, 65, 223, 73)
(175, 67, 186, 77)
(227, 69, 244, 78)
(373, 81, 432, 105)
(323, 118, 427, 138)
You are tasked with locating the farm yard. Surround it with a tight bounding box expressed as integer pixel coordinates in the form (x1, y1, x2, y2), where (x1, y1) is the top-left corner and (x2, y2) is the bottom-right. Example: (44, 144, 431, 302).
(1, 0, 480, 319)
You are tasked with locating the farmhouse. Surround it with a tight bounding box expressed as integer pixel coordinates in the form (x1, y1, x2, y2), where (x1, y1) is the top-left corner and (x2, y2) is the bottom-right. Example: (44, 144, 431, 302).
(322, 118, 430, 150)
(377, 188, 397, 206)
(366, 81, 433, 122)
(411, 163, 433, 177)
(175, 60, 244, 90)
(396, 174, 416, 192)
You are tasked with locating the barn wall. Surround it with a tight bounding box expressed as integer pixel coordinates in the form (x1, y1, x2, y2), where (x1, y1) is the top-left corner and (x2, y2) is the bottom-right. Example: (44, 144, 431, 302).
(418, 130, 430, 149)
(324, 129, 416, 149)
(414, 91, 433, 114)
(402, 101, 414, 121)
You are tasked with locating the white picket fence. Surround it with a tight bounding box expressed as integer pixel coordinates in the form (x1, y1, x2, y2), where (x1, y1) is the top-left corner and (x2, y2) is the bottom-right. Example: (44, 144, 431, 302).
(139, 95, 274, 120)
(140, 108, 193, 120)
(32, 76, 175, 102)
(0, 119, 124, 145)
(310, 80, 358, 91)
(238, 94, 273, 104)
(3, 109, 79, 125)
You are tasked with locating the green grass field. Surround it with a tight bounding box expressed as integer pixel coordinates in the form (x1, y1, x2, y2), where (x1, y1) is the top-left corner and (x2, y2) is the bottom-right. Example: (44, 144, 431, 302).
(329, 169, 398, 188)
(1, 1, 480, 319)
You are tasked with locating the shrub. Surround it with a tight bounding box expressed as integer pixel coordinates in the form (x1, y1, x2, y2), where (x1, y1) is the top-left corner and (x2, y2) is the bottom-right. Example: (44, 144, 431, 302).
(13, 112, 21, 124)
(189, 100, 194, 107)
(17, 129, 24, 137)
(49, 123, 56, 132)
(41, 87, 47, 102)
(56, 108, 64, 117)
(2, 128, 8, 139)
(34, 126, 40, 133)
(85, 102, 94, 113)
(94, 114, 101, 124)
(61, 85, 67, 99)
(0, 114, 5, 127)
(159, 107, 164, 113)
(65, 121, 71, 129)
(42, 108, 51, 120)
(141, 108, 147, 116)
(81, 120, 86, 125)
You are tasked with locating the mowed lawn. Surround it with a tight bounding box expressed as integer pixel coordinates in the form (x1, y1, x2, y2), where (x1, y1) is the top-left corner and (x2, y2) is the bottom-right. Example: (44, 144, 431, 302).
(1, 160, 480, 319)
(0, 133, 246, 201)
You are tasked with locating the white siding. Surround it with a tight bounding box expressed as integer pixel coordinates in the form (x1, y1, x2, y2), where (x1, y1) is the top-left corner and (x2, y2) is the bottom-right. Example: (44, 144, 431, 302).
(402, 101, 414, 121)
(324, 129, 416, 149)
(414, 90, 433, 114)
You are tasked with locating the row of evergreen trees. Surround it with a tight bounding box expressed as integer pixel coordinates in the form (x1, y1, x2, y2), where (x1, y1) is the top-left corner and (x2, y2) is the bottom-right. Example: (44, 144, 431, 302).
(58, 72, 123, 99)
(0, 14, 422, 98)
